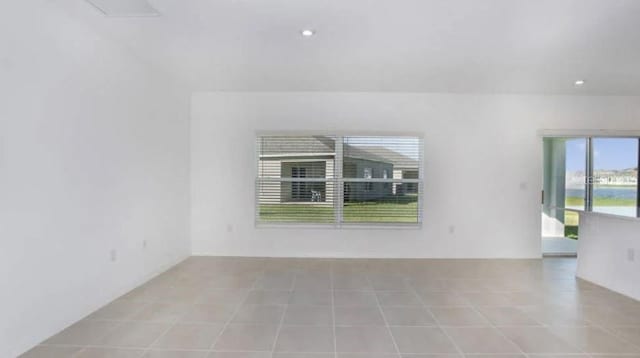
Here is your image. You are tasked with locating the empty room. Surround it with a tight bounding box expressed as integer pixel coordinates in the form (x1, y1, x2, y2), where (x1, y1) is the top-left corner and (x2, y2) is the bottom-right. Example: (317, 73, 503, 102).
(3, 0, 640, 357)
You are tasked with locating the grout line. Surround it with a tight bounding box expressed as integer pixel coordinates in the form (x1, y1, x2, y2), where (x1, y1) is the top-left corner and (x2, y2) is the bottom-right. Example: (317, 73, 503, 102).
(207, 264, 264, 352)
(369, 275, 402, 358)
(139, 309, 189, 356)
(466, 304, 532, 358)
(411, 288, 466, 357)
(269, 272, 296, 357)
(70, 299, 154, 358)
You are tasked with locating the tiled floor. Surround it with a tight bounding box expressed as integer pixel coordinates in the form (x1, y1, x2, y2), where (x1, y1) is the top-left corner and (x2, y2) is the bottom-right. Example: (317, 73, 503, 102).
(22, 257, 640, 358)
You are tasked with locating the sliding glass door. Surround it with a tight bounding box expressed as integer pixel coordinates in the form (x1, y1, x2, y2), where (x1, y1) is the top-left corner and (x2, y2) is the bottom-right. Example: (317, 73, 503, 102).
(543, 135, 640, 241)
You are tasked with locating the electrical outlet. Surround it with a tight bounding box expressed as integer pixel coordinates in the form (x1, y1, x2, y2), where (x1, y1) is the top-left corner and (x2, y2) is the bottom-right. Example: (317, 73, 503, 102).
(628, 248, 635, 262)
(110, 249, 117, 262)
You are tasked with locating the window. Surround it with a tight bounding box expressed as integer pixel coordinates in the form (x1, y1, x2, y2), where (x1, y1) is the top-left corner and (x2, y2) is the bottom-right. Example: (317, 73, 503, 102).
(543, 136, 640, 229)
(256, 134, 423, 226)
(291, 167, 306, 200)
(383, 169, 390, 189)
(363, 168, 373, 191)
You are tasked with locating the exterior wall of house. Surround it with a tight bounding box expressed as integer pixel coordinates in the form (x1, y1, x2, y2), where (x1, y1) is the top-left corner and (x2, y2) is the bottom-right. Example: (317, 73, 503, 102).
(392, 169, 418, 195)
(344, 158, 393, 201)
(403, 170, 419, 194)
(258, 157, 334, 205)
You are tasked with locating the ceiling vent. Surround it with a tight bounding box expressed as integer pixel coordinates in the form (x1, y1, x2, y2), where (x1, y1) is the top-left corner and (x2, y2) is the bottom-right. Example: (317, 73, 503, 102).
(85, 0, 160, 17)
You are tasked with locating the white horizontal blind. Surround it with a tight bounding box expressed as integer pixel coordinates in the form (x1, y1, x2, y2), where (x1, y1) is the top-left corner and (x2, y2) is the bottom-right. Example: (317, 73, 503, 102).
(342, 136, 422, 224)
(256, 134, 423, 226)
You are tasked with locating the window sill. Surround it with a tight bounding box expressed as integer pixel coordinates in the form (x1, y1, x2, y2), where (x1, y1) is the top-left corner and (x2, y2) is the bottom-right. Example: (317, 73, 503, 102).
(255, 222, 423, 230)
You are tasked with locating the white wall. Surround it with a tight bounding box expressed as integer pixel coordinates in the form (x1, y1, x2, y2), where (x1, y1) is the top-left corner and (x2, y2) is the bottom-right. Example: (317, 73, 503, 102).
(577, 213, 640, 300)
(0, 2, 190, 357)
(191, 92, 640, 258)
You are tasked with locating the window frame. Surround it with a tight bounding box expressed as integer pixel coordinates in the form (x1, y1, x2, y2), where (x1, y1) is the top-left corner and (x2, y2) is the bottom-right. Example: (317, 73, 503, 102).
(255, 131, 424, 229)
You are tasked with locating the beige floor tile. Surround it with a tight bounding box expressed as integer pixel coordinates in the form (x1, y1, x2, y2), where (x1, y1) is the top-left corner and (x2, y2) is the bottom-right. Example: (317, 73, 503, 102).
(99, 322, 172, 348)
(153, 323, 224, 350)
(549, 325, 640, 354)
(44, 320, 119, 345)
(382, 306, 437, 326)
(582, 306, 640, 326)
(399, 355, 461, 358)
(232, 305, 286, 324)
(19, 345, 83, 358)
(607, 325, 640, 347)
(390, 326, 458, 354)
(75, 347, 145, 358)
(144, 350, 209, 358)
(335, 306, 386, 325)
(274, 325, 334, 352)
(208, 352, 271, 358)
(254, 273, 295, 289)
(289, 290, 332, 306)
(339, 355, 400, 358)
(196, 289, 248, 305)
(369, 275, 412, 291)
(180, 304, 237, 323)
(443, 326, 521, 353)
(460, 292, 513, 306)
(429, 307, 490, 326)
(154, 287, 202, 304)
(503, 291, 546, 306)
(284, 305, 333, 325)
(417, 292, 469, 307)
(517, 305, 588, 326)
(87, 300, 147, 321)
(476, 306, 541, 325)
(335, 326, 397, 353)
(407, 278, 447, 292)
(376, 291, 423, 306)
(497, 326, 581, 354)
(332, 275, 372, 290)
(213, 324, 279, 351)
(275, 354, 334, 358)
(132, 302, 191, 323)
(527, 355, 590, 358)
(294, 273, 332, 290)
(244, 290, 291, 305)
(334, 290, 378, 306)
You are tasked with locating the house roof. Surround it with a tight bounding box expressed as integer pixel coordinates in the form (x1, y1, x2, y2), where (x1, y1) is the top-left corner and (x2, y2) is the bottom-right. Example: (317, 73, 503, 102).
(259, 136, 419, 170)
(259, 136, 335, 155)
(344, 145, 419, 170)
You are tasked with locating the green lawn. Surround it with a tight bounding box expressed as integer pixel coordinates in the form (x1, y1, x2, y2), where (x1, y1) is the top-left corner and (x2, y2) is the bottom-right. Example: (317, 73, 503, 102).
(259, 195, 419, 223)
(566, 196, 636, 207)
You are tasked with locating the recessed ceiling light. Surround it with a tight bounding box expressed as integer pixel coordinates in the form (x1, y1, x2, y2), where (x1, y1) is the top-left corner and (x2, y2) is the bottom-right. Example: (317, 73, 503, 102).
(301, 29, 315, 37)
(574, 80, 586, 86)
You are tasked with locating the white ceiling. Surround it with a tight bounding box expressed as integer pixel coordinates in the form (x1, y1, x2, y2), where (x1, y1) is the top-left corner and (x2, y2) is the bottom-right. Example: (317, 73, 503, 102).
(62, 0, 640, 94)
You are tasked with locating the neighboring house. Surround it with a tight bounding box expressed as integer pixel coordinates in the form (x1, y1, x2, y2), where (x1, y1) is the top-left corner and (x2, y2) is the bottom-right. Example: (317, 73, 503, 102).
(258, 136, 418, 205)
